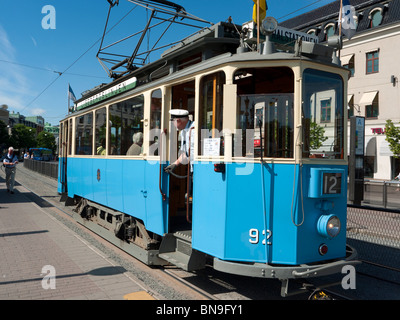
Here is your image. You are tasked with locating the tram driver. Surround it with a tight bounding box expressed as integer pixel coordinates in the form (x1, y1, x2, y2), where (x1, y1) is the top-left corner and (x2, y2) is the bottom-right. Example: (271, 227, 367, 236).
(164, 109, 195, 174)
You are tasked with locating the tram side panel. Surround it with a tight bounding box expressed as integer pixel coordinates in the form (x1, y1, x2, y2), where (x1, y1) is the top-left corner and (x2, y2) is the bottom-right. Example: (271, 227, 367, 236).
(192, 162, 348, 266)
(66, 158, 168, 236)
(144, 160, 168, 236)
(297, 164, 347, 261)
(192, 162, 268, 263)
(92, 158, 108, 206)
(192, 162, 228, 259)
(67, 157, 94, 201)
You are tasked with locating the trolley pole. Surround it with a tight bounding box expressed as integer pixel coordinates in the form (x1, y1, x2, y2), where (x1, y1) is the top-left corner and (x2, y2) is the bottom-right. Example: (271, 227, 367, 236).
(349, 116, 365, 205)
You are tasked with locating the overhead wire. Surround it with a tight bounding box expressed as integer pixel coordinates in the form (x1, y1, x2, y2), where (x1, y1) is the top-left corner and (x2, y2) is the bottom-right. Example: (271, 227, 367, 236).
(17, 0, 333, 114)
(0, 59, 108, 79)
(19, 3, 138, 114)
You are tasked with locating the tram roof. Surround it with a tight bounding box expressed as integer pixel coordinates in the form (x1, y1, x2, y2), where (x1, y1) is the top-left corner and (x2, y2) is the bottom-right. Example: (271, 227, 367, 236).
(70, 20, 341, 116)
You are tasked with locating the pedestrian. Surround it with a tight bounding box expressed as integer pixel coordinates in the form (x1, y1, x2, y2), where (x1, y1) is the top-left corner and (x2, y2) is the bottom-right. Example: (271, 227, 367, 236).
(3, 146, 18, 194)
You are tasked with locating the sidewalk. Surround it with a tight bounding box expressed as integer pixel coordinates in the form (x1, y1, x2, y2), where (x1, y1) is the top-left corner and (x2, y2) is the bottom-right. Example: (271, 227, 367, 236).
(0, 171, 155, 300)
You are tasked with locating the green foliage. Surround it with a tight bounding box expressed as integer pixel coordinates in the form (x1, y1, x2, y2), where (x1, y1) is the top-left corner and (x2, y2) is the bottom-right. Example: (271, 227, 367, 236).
(37, 131, 56, 152)
(310, 121, 328, 150)
(9, 124, 37, 150)
(0, 120, 10, 150)
(385, 119, 400, 158)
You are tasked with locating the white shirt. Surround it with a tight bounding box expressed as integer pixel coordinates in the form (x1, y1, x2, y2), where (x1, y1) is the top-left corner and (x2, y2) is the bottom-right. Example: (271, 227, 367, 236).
(179, 120, 195, 168)
(3, 153, 18, 169)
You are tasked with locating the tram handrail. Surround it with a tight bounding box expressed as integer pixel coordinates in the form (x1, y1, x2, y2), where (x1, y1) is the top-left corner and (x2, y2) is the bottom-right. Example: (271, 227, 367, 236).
(186, 126, 195, 223)
(159, 129, 167, 201)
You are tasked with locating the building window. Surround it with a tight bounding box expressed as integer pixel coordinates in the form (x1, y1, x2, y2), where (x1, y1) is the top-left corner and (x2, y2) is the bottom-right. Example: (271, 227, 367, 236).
(343, 55, 355, 77)
(369, 9, 384, 28)
(307, 29, 317, 36)
(324, 23, 335, 41)
(364, 156, 375, 178)
(366, 101, 379, 119)
(366, 50, 379, 74)
(320, 99, 331, 123)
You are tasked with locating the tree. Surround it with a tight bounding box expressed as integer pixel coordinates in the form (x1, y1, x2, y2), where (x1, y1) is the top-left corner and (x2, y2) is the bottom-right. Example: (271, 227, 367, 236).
(0, 120, 10, 152)
(37, 131, 56, 152)
(385, 119, 400, 158)
(310, 121, 328, 150)
(9, 124, 37, 151)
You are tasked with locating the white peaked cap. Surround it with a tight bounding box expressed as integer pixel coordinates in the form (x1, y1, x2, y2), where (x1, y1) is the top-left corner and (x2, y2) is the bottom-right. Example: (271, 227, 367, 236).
(169, 109, 189, 118)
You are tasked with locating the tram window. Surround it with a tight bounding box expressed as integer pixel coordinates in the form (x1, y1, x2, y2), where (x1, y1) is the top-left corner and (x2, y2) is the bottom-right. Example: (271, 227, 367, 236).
(198, 72, 225, 156)
(109, 95, 144, 156)
(75, 112, 93, 155)
(95, 107, 107, 156)
(149, 89, 162, 156)
(302, 69, 344, 159)
(234, 67, 294, 158)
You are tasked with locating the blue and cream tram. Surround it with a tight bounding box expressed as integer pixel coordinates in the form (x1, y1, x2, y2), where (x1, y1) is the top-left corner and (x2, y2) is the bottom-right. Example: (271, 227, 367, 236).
(30, 147, 53, 161)
(58, 18, 358, 296)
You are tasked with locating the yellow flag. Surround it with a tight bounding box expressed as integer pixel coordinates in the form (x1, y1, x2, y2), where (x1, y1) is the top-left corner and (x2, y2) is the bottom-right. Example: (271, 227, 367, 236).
(252, 0, 267, 24)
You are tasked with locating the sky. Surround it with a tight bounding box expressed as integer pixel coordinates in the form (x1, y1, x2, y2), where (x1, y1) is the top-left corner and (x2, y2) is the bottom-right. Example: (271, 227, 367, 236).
(0, 0, 336, 126)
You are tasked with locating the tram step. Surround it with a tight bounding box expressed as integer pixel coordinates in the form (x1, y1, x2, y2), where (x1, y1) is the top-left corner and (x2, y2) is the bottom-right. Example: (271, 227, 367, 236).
(158, 233, 205, 271)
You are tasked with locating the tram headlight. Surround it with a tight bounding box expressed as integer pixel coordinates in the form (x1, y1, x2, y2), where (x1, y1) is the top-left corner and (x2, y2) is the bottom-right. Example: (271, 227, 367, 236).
(317, 214, 341, 238)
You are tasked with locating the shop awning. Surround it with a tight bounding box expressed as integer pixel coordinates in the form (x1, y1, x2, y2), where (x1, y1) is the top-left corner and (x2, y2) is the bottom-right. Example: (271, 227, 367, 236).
(359, 91, 378, 105)
(341, 54, 354, 66)
(348, 94, 354, 103)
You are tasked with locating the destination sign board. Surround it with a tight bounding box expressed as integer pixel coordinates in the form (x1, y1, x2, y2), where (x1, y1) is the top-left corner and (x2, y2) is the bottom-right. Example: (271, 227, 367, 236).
(243, 21, 318, 46)
(272, 26, 318, 45)
(75, 77, 137, 111)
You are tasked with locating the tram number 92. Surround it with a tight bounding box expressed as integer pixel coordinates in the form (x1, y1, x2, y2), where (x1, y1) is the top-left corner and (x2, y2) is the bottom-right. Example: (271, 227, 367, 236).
(249, 229, 272, 245)
(323, 172, 342, 195)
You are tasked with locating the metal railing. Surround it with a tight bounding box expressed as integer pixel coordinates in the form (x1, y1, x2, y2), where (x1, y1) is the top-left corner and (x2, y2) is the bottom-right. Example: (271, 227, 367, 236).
(360, 179, 400, 210)
(23, 158, 58, 180)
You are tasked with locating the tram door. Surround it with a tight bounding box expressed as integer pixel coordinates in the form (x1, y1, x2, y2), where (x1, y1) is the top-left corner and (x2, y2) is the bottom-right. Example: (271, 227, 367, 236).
(168, 80, 195, 232)
(58, 120, 69, 194)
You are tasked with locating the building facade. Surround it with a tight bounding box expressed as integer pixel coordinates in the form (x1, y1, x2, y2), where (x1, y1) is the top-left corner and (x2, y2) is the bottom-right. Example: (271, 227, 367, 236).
(281, 0, 400, 180)
(0, 104, 9, 128)
(8, 112, 45, 135)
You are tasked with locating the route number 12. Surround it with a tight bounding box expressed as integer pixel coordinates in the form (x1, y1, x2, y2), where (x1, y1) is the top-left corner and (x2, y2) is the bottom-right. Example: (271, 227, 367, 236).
(323, 172, 342, 195)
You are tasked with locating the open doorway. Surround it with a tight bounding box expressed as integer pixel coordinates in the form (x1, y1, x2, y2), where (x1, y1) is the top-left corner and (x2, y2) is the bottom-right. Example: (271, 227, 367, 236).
(168, 80, 195, 233)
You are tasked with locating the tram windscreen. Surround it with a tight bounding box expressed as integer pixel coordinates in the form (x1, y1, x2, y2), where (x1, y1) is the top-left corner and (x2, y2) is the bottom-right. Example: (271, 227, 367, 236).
(302, 69, 344, 159)
(235, 67, 294, 159)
